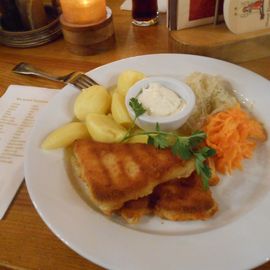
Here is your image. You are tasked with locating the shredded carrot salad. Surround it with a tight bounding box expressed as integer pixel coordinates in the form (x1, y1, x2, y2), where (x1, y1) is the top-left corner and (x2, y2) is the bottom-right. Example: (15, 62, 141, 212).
(203, 104, 266, 174)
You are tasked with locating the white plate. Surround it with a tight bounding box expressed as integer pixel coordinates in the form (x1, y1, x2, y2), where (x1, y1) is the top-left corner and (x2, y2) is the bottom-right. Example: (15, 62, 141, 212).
(24, 54, 270, 270)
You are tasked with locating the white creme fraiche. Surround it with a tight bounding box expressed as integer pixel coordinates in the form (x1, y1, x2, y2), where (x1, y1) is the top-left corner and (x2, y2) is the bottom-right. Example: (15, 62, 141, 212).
(137, 82, 186, 116)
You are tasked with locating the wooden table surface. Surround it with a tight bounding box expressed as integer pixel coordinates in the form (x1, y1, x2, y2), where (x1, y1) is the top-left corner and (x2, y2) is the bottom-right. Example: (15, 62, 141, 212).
(0, 1, 270, 270)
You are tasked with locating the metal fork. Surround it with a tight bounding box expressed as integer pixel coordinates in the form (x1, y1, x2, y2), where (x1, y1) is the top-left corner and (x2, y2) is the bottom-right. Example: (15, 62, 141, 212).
(12, 62, 98, 90)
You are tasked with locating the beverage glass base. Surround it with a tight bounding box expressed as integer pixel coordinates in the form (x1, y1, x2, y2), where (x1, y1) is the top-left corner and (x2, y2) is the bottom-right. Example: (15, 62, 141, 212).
(132, 15, 158, 26)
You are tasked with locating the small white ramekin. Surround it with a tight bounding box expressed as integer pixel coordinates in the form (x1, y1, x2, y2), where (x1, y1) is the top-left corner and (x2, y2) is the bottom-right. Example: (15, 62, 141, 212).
(125, 76, 196, 131)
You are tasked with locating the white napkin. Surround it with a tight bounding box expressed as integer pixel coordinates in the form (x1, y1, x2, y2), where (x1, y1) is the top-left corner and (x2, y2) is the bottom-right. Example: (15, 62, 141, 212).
(121, 0, 167, 13)
(0, 85, 57, 219)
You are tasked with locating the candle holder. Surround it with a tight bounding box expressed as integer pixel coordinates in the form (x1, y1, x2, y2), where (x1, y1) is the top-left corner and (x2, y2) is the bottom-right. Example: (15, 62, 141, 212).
(60, 7, 115, 56)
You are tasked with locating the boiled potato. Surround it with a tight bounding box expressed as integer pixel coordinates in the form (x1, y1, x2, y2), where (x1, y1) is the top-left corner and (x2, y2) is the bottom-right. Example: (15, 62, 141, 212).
(117, 70, 145, 96)
(126, 128, 148, 144)
(86, 113, 127, 143)
(41, 122, 90, 150)
(108, 85, 117, 98)
(111, 92, 132, 127)
(74, 85, 111, 121)
(127, 134, 148, 144)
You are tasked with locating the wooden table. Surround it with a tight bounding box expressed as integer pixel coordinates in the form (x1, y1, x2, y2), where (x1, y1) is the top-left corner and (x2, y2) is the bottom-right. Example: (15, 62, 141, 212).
(0, 1, 269, 269)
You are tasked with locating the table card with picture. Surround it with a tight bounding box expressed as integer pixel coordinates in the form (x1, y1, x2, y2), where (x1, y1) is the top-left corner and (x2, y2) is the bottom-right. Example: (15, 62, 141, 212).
(168, 0, 224, 30)
(224, 0, 270, 34)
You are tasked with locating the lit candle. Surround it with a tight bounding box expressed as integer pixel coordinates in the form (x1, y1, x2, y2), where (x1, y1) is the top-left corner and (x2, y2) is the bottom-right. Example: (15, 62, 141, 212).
(60, 0, 107, 25)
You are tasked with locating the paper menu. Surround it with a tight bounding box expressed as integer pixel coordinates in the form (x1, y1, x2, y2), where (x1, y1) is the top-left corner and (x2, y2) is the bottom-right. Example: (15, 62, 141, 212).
(0, 85, 56, 219)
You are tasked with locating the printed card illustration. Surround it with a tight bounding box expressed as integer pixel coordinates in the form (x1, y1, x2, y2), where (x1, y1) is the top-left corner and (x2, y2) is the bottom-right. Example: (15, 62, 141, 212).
(224, 0, 270, 33)
(175, 0, 224, 30)
(241, 0, 265, 19)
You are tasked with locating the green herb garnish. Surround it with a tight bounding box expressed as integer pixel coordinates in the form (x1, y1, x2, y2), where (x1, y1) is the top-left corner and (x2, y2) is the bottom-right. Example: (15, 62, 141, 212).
(122, 97, 146, 142)
(122, 97, 216, 189)
(129, 97, 146, 118)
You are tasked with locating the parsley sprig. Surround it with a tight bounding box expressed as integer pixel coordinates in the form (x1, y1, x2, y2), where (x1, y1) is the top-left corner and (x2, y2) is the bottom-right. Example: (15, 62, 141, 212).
(122, 97, 146, 141)
(122, 98, 216, 189)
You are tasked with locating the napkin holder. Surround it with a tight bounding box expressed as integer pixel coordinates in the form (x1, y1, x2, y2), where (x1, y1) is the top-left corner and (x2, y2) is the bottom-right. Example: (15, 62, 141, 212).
(170, 23, 270, 63)
(60, 7, 115, 56)
(168, 0, 270, 63)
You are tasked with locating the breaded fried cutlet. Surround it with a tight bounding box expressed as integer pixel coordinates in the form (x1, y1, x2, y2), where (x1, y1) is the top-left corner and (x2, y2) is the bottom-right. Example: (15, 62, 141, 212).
(117, 196, 153, 224)
(72, 139, 195, 215)
(153, 174, 218, 221)
(118, 173, 218, 224)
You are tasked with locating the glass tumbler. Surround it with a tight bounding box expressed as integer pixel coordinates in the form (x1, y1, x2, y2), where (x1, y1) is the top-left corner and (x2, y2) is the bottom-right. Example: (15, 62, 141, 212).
(132, 0, 158, 26)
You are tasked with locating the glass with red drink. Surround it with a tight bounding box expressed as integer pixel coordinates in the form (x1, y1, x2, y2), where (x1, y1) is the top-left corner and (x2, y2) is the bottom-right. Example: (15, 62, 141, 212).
(132, 0, 158, 26)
